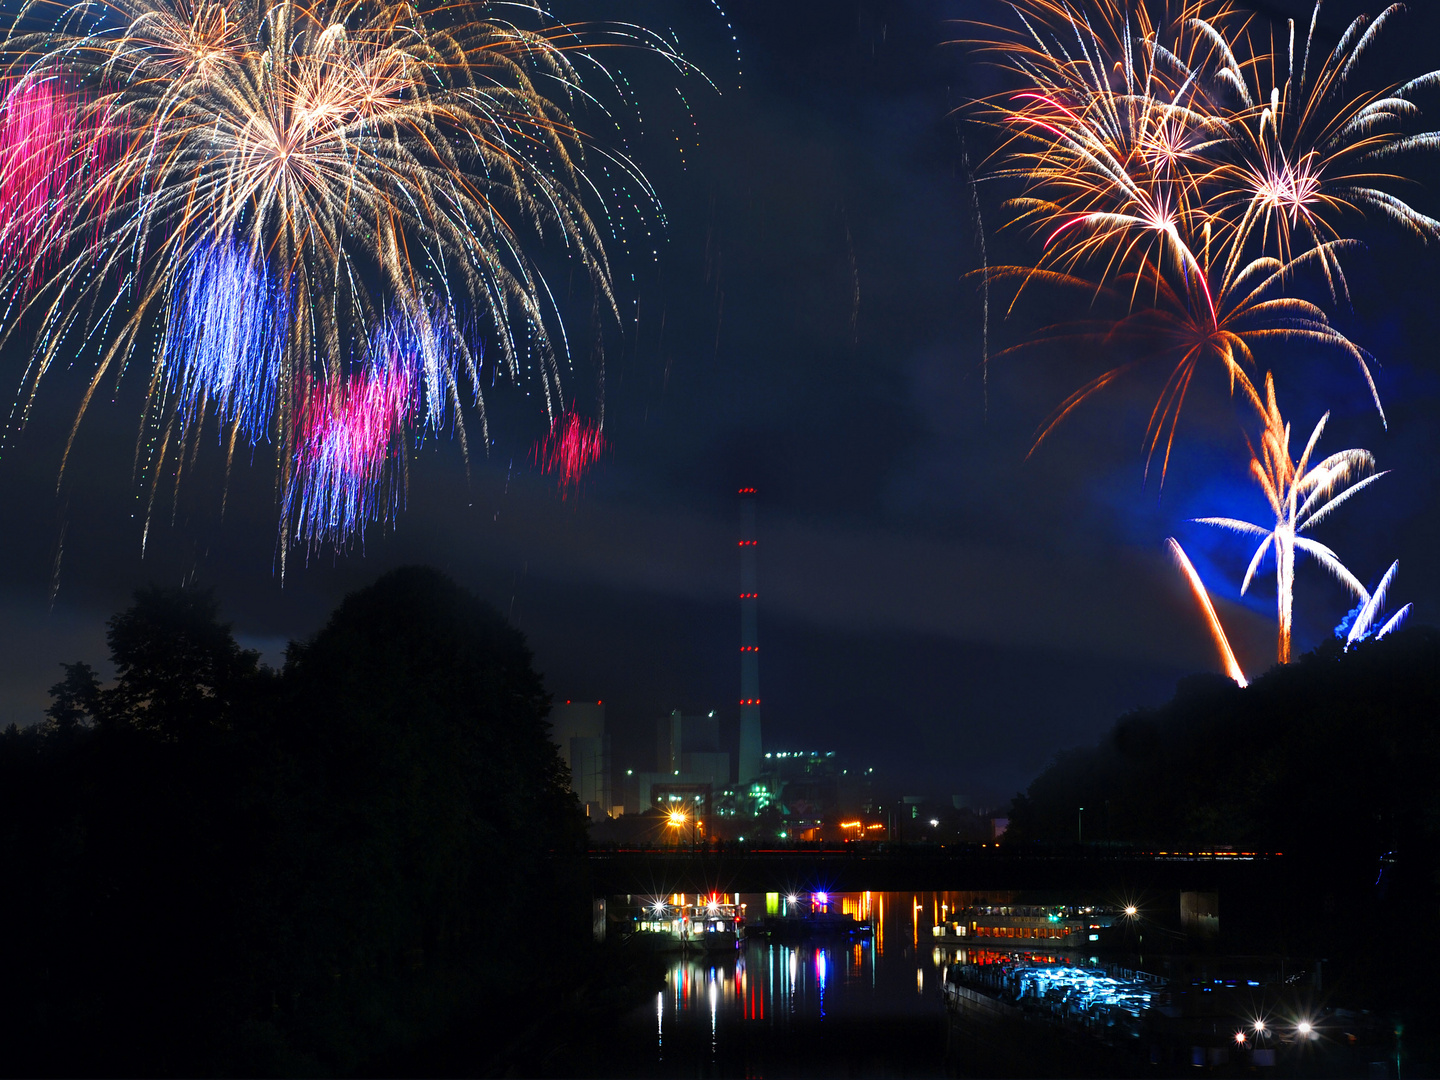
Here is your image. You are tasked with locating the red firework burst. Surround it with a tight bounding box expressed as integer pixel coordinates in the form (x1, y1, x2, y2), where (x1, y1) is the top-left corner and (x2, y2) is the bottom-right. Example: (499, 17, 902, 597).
(535, 410, 607, 495)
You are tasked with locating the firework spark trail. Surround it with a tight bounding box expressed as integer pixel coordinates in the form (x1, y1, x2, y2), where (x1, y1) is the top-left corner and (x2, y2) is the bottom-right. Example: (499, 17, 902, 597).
(1214, 1, 1440, 295)
(162, 236, 287, 445)
(286, 327, 419, 550)
(961, 134, 990, 419)
(1344, 559, 1411, 649)
(1194, 373, 1381, 664)
(966, 0, 1440, 473)
(1010, 240, 1377, 485)
(0, 79, 84, 292)
(0, 0, 699, 562)
(1166, 537, 1247, 686)
(535, 409, 607, 497)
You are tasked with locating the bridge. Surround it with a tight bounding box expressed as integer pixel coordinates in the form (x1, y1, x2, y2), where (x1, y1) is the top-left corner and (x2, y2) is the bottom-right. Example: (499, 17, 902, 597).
(587, 846, 1291, 897)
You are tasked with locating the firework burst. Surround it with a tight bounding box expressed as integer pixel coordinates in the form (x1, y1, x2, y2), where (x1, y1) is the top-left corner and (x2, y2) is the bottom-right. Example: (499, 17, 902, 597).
(1194, 373, 1382, 664)
(534, 409, 608, 497)
(1211, 2, 1440, 295)
(968, 0, 1440, 474)
(0, 0, 698, 563)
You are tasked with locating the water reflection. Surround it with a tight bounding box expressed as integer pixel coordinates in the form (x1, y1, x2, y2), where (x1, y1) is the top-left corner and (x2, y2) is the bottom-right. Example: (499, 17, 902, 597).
(616, 891, 1029, 1076)
(643, 893, 971, 1042)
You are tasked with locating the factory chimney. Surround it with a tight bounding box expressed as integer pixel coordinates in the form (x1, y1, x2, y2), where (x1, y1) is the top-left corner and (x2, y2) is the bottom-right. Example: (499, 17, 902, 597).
(737, 488, 762, 785)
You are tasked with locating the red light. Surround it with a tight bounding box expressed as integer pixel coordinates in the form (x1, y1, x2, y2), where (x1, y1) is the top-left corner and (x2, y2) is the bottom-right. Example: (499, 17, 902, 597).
(534, 410, 607, 495)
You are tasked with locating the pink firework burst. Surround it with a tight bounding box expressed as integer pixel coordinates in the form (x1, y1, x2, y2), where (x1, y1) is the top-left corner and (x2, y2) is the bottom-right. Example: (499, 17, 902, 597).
(0, 79, 108, 291)
(535, 410, 607, 495)
(288, 362, 416, 548)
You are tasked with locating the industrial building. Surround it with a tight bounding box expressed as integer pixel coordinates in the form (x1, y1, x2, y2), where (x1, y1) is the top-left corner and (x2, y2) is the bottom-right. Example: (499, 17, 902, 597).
(549, 701, 612, 818)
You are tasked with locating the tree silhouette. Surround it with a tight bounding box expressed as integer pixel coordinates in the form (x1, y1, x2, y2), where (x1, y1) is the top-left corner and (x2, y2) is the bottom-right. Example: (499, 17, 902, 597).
(99, 585, 261, 738)
(0, 568, 590, 1076)
(43, 661, 99, 735)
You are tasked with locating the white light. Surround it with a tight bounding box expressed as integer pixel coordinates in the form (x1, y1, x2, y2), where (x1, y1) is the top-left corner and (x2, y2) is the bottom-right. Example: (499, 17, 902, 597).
(1298, 1021, 1312, 1036)
(1234, 1032, 1247, 1045)
(929, 819, 939, 827)
(1254, 1020, 1267, 1034)
(1124, 905, 1137, 917)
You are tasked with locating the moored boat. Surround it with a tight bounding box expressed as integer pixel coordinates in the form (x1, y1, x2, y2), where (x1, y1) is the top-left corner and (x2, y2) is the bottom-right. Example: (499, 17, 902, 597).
(683, 896, 743, 952)
(629, 894, 743, 951)
(932, 904, 1118, 950)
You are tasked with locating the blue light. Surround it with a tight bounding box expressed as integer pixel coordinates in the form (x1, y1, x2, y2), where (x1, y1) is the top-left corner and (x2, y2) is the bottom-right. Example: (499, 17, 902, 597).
(1009, 965, 1154, 1019)
(163, 236, 288, 445)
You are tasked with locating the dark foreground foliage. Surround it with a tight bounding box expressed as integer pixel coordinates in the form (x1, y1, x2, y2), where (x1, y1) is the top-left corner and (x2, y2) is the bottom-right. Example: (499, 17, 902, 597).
(1007, 627, 1440, 861)
(1006, 627, 1440, 1062)
(0, 567, 595, 1076)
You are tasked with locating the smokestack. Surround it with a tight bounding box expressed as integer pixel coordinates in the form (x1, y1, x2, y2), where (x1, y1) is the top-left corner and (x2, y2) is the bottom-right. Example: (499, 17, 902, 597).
(737, 487, 762, 785)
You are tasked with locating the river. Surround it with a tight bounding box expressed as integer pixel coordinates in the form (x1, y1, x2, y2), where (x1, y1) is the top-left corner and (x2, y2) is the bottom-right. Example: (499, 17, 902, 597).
(582, 891, 1020, 1078)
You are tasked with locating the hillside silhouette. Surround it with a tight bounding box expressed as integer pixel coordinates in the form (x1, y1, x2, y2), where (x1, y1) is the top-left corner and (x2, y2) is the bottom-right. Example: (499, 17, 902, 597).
(1006, 627, 1440, 1057)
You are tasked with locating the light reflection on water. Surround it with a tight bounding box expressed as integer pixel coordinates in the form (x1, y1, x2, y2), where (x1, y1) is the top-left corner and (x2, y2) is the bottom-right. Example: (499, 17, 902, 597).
(598, 890, 1074, 1076)
(645, 898, 973, 1048)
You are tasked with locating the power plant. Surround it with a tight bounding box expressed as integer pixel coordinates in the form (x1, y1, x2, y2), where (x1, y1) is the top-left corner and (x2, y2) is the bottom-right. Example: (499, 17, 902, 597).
(563, 487, 878, 838)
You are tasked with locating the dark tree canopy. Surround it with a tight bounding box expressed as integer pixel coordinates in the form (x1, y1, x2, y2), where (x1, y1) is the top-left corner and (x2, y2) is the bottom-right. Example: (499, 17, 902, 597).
(43, 661, 99, 735)
(1006, 628, 1440, 871)
(0, 568, 588, 1077)
(100, 585, 261, 737)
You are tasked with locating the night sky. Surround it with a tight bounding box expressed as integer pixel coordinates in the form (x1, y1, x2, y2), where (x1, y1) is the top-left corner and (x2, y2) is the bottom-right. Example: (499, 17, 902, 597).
(2, 0, 1439, 805)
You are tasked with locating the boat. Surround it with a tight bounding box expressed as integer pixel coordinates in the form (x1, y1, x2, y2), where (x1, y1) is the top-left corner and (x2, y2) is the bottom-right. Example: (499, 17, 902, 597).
(683, 897, 743, 952)
(628, 894, 743, 951)
(932, 904, 1118, 950)
(631, 899, 687, 951)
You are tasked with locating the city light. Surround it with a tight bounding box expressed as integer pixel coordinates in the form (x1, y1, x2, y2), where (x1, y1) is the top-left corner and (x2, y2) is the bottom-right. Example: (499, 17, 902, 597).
(1235, 1031, 1247, 1046)
(1124, 906, 1138, 917)
(1297, 1021, 1313, 1036)
(1253, 1020, 1267, 1034)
